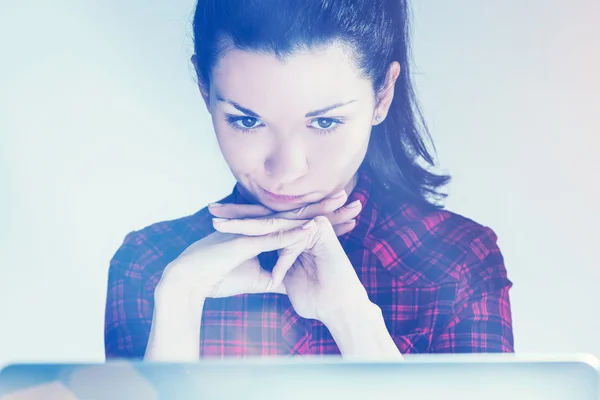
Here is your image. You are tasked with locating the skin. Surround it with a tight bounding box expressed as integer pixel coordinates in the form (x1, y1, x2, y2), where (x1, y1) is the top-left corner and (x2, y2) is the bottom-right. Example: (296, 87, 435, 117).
(193, 42, 400, 213)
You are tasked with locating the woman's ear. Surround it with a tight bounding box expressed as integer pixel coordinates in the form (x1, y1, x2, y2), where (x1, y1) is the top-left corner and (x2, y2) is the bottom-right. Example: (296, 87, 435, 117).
(191, 54, 211, 110)
(372, 61, 401, 125)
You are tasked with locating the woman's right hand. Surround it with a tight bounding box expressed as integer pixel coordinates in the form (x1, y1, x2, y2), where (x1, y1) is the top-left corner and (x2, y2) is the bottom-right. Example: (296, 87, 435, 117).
(147, 222, 315, 361)
(155, 226, 310, 300)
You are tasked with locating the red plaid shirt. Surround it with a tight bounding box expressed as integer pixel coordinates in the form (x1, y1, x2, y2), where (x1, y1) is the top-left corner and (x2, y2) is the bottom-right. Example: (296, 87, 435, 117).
(105, 169, 514, 358)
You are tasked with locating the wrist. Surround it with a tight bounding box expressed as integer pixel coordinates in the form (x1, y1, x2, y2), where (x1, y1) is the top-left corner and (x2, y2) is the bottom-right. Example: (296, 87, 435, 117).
(319, 297, 379, 329)
(154, 278, 206, 326)
(154, 264, 206, 330)
(156, 259, 209, 300)
(154, 284, 205, 329)
(321, 300, 402, 359)
(146, 281, 205, 361)
(316, 283, 371, 326)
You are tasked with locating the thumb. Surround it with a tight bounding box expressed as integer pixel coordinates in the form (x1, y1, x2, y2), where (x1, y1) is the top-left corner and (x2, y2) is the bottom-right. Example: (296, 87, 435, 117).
(270, 244, 305, 290)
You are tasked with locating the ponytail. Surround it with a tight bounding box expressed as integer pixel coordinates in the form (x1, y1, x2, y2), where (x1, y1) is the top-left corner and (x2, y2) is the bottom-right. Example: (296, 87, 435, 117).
(364, 0, 450, 210)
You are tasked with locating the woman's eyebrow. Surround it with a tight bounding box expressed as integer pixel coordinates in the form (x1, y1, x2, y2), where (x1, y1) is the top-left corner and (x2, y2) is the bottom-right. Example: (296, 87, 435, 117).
(216, 95, 260, 118)
(216, 95, 357, 118)
(305, 100, 357, 117)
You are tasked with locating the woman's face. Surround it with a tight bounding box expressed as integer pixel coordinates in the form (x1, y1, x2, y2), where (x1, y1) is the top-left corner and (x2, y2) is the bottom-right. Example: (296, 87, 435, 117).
(202, 43, 388, 212)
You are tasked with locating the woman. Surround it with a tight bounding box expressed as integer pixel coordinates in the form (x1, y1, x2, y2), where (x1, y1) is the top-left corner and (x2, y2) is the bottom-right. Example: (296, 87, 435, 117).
(104, 0, 514, 360)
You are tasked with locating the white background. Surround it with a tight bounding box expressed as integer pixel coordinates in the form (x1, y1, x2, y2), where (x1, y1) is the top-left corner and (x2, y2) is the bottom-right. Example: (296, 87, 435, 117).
(1, 0, 598, 363)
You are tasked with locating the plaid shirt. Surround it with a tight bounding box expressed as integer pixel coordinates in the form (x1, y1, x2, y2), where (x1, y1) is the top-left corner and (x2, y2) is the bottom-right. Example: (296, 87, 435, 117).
(105, 170, 514, 358)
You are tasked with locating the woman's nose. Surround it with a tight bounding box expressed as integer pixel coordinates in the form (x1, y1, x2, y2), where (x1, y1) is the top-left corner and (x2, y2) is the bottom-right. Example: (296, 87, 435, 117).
(264, 139, 308, 185)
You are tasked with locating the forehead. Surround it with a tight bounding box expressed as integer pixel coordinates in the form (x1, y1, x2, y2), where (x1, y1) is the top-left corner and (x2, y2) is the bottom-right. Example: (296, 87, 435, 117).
(210, 43, 374, 112)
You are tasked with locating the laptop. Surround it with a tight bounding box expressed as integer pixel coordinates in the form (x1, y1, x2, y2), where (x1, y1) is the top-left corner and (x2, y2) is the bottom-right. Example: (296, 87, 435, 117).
(0, 354, 598, 400)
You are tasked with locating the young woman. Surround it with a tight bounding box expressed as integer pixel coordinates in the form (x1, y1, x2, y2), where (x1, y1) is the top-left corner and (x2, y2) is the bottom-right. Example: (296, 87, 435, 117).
(104, 0, 514, 360)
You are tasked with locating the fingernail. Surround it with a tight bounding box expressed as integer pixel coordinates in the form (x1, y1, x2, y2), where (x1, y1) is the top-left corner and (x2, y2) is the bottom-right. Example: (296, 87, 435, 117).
(346, 200, 362, 208)
(302, 220, 316, 230)
(212, 218, 227, 224)
(330, 190, 346, 199)
(209, 203, 223, 207)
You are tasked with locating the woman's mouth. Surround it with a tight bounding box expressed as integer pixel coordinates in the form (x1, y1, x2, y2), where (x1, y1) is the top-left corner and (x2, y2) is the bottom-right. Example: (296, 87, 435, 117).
(260, 187, 307, 203)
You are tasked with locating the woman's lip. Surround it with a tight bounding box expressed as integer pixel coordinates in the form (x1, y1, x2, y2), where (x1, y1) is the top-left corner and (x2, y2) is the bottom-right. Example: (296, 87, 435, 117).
(261, 187, 307, 202)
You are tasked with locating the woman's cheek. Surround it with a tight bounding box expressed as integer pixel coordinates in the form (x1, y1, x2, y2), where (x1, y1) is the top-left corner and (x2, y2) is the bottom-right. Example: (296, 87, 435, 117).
(219, 134, 267, 171)
(309, 127, 367, 157)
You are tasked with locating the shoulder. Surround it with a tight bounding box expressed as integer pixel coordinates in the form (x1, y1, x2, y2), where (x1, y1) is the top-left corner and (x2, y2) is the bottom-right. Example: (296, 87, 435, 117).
(108, 206, 215, 282)
(366, 199, 509, 288)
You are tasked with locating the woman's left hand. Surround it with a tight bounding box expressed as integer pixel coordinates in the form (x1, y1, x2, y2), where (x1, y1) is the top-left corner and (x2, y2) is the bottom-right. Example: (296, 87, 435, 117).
(212, 215, 371, 323)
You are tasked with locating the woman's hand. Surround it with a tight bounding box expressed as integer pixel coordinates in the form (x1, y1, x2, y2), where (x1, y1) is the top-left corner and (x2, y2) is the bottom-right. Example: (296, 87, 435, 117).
(155, 223, 313, 300)
(212, 214, 371, 324)
(147, 217, 318, 361)
(204, 191, 362, 298)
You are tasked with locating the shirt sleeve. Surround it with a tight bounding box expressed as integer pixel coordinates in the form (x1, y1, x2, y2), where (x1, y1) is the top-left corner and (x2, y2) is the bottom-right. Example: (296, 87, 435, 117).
(431, 227, 515, 353)
(104, 232, 155, 359)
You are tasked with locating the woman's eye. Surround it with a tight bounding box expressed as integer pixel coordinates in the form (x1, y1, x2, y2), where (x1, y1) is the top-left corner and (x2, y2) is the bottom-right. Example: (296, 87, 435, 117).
(227, 115, 262, 131)
(236, 117, 260, 128)
(311, 118, 336, 129)
(309, 117, 343, 134)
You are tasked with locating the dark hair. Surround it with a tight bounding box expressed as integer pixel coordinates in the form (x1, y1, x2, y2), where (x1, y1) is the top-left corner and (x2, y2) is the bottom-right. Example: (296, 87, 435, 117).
(192, 0, 450, 209)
